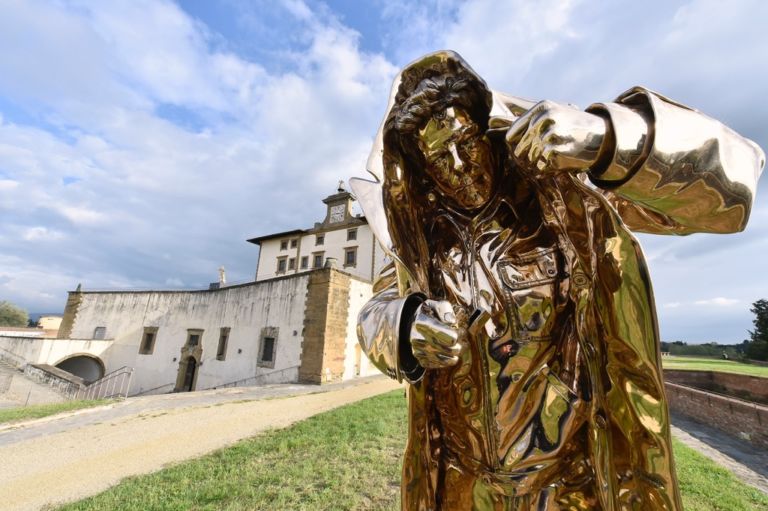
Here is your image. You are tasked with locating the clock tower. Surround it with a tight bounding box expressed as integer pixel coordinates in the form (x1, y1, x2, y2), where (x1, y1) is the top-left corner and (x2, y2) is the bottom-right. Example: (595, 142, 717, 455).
(321, 181, 354, 226)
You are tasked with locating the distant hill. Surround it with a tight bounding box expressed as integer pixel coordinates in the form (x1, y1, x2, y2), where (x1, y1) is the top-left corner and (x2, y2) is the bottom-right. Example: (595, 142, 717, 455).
(28, 312, 63, 321)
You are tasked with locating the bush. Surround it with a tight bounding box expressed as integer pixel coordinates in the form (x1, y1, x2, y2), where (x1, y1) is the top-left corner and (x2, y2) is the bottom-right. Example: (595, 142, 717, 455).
(0, 300, 29, 327)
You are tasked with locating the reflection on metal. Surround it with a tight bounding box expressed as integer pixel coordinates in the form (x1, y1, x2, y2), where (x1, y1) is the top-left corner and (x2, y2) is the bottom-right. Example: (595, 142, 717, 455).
(351, 50, 764, 510)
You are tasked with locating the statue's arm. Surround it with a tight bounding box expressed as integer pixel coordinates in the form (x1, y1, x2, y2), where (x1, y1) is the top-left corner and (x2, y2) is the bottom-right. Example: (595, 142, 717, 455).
(356, 262, 425, 383)
(588, 87, 765, 234)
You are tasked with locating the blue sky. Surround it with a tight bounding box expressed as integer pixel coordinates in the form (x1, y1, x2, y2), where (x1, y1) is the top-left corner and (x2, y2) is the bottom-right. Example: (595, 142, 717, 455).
(0, 0, 766, 343)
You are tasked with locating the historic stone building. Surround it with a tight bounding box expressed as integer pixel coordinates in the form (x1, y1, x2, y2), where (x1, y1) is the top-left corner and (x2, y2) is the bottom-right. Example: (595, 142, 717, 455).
(249, 183, 387, 283)
(0, 186, 385, 395)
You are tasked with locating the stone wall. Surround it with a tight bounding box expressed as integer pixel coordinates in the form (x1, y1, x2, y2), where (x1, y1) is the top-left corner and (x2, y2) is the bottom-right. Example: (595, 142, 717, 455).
(298, 268, 351, 384)
(61, 274, 311, 394)
(0, 336, 112, 370)
(665, 382, 768, 448)
(664, 369, 768, 404)
(24, 364, 84, 399)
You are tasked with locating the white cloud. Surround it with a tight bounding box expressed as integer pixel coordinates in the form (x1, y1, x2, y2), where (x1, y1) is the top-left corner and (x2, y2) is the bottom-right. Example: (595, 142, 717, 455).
(694, 297, 740, 306)
(22, 227, 65, 241)
(165, 277, 184, 287)
(57, 206, 107, 226)
(0, 0, 399, 312)
(0, 179, 18, 190)
(0, 0, 765, 347)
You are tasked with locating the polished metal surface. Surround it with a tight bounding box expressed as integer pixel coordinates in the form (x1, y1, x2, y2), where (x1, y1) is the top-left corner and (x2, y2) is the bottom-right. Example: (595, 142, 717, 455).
(351, 50, 764, 510)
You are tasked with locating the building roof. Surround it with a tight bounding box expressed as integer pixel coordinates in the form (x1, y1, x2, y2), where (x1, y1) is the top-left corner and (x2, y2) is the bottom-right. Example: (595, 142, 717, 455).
(246, 229, 307, 246)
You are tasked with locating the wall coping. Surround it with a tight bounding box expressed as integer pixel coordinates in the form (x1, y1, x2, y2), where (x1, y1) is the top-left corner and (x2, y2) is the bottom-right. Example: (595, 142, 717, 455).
(665, 381, 768, 410)
(63, 267, 371, 297)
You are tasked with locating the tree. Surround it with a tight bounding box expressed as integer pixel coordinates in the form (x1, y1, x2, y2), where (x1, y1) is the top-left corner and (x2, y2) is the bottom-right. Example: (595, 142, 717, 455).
(745, 299, 768, 361)
(0, 300, 29, 327)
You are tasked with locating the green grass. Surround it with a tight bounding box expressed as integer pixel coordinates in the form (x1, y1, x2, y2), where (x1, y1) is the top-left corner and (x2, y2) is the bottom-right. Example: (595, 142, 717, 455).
(663, 355, 768, 378)
(56, 390, 768, 511)
(674, 437, 768, 511)
(0, 399, 111, 425)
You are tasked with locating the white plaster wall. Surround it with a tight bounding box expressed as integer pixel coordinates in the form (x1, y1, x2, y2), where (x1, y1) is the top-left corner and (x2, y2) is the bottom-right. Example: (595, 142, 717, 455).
(67, 274, 310, 395)
(342, 277, 380, 380)
(256, 224, 384, 283)
(0, 336, 113, 368)
(255, 237, 302, 281)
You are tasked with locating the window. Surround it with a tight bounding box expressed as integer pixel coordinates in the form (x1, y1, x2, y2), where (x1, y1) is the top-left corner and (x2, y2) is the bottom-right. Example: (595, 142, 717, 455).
(347, 228, 357, 241)
(280, 240, 288, 250)
(139, 327, 158, 355)
(277, 256, 287, 273)
(93, 326, 106, 340)
(258, 327, 278, 368)
(216, 327, 230, 361)
(300, 256, 308, 269)
(290, 239, 298, 248)
(288, 257, 296, 270)
(344, 247, 357, 267)
(187, 329, 203, 347)
(316, 234, 324, 245)
(313, 252, 324, 269)
(262, 337, 275, 361)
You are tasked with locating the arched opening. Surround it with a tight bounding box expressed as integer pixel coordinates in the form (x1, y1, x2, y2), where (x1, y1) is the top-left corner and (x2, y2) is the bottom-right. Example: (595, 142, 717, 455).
(182, 357, 197, 392)
(55, 355, 105, 383)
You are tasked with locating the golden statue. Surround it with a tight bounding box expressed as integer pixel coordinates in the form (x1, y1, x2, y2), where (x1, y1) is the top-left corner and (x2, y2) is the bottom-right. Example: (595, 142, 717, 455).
(350, 51, 764, 510)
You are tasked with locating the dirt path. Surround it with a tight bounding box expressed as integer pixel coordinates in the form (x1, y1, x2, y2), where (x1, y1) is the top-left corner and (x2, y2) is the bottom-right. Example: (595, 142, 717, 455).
(671, 413, 768, 494)
(0, 377, 401, 511)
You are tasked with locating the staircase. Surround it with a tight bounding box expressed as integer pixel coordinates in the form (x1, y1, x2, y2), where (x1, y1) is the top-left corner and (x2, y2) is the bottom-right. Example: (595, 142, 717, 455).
(0, 359, 66, 407)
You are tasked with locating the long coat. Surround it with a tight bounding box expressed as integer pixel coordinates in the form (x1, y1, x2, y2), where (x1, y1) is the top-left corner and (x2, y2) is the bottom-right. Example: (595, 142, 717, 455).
(351, 84, 763, 510)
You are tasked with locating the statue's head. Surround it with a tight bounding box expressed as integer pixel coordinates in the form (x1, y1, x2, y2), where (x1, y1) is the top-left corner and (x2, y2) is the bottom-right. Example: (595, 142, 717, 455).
(385, 51, 497, 211)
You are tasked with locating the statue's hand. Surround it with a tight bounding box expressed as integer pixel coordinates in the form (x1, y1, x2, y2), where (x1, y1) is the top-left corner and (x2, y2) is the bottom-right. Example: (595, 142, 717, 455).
(410, 299, 464, 369)
(505, 100, 609, 173)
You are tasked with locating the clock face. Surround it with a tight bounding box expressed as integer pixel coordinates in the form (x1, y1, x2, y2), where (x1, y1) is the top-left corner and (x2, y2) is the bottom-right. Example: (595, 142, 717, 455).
(330, 204, 345, 223)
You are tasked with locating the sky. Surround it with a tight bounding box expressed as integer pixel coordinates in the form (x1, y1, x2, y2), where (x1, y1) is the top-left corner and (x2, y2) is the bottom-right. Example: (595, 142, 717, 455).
(0, 0, 766, 343)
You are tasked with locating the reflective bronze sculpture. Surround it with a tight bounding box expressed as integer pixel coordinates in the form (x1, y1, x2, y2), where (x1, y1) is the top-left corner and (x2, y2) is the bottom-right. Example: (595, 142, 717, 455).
(351, 51, 764, 510)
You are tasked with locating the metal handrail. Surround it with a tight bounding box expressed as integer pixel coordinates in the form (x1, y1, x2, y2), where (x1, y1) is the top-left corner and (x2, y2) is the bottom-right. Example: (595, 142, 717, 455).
(77, 366, 134, 400)
(204, 365, 301, 390)
(132, 382, 176, 396)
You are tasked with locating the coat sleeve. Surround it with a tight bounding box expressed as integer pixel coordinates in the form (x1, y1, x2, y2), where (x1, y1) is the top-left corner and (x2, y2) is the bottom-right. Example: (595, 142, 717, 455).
(587, 87, 765, 234)
(356, 261, 426, 383)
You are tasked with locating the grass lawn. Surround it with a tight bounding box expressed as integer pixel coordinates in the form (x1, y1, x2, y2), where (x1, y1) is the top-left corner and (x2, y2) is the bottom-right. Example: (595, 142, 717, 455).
(0, 399, 111, 426)
(663, 356, 768, 378)
(57, 390, 768, 511)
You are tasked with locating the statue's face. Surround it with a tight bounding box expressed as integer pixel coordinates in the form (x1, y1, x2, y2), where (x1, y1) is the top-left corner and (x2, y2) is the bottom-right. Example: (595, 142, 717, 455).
(417, 106, 494, 210)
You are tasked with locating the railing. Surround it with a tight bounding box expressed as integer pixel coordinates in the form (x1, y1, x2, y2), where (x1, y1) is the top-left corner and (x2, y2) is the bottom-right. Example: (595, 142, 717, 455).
(76, 366, 134, 400)
(132, 382, 176, 397)
(205, 365, 301, 390)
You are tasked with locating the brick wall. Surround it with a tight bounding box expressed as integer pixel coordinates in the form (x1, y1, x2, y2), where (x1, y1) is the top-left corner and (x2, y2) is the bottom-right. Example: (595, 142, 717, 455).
(665, 382, 768, 448)
(664, 369, 768, 404)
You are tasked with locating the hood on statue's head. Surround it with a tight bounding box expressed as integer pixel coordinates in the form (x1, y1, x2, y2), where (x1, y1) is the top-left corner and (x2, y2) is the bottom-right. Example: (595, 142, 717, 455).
(349, 50, 537, 263)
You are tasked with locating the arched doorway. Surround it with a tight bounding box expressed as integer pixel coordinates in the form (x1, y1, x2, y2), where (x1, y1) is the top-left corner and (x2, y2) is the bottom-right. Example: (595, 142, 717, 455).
(55, 355, 105, 383)
(181, 357, 197, 392)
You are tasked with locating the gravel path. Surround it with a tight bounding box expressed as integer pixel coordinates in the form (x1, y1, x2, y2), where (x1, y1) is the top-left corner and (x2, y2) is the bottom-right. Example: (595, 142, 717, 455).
(2, 377, 764, 511)
(0, 376, 401, 511)
(671, 413, 768, 494)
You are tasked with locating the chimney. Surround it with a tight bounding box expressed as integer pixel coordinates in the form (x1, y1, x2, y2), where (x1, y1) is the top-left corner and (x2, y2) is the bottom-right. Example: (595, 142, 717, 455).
(218, 266, 226, 285)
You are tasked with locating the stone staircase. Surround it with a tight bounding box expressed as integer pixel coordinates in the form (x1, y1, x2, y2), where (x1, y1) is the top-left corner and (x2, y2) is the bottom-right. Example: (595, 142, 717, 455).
(0, 359, 65, 408)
